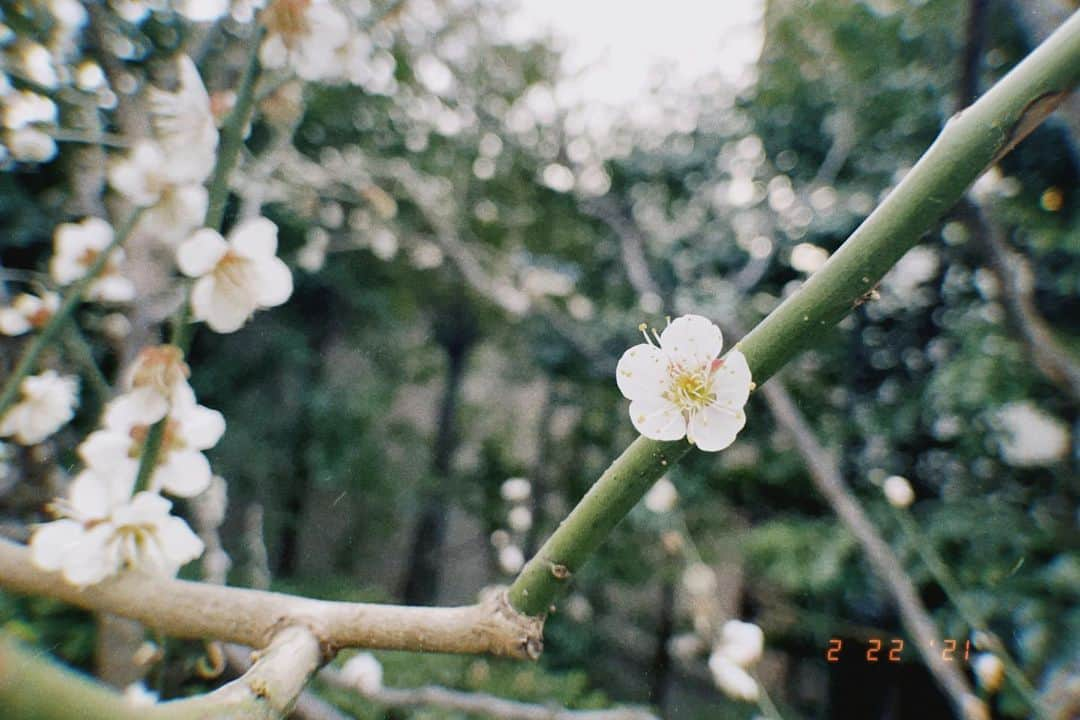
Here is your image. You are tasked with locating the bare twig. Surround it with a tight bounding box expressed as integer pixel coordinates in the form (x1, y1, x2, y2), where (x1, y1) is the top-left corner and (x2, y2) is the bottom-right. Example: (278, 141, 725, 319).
(758, 381, 986, 720)
(0, 538, 543, 659)
(966, 201, 1080, 403)
(320, 666, 660, 720)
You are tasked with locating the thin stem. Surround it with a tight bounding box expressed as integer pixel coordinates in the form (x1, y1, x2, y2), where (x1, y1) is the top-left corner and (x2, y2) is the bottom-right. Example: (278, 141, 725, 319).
(894, 510, 1049, 719)
(508, 12, 1080, 619)
(0, 210, 141, 420)
(62, 323, 111, 405)
(753, 676, 785, 720)
(136, 30, 267, 490)
(47, 128, 133, 148)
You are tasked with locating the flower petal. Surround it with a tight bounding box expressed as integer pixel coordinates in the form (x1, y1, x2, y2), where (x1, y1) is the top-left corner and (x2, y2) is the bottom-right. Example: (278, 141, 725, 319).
(709, 349, 752, 410)
(616, 343, 668, 400)
(177, 229, 228, 277)
(30, 519, 85, 572)
(659, 314, 723, 370)
(177, 404, 225, 450)
(105, 389, 168, 429)
(687, 405, 745, 452)
(192, 278, 253, 333)
(156, 516, 205, 567)
(153, 450, 212, 497)
(229, 217, 278, 259)
(254, 256, 293, 308)
(62, 523, 116, 586)
(629, 396, 686, 441)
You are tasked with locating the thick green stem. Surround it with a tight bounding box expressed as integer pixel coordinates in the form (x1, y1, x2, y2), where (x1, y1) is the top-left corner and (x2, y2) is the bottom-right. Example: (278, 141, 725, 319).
(508, 11, 1080, 617)
(508, 438, 690, 615)
(0, 211, 141, 420)
(0, 627, 320, 720)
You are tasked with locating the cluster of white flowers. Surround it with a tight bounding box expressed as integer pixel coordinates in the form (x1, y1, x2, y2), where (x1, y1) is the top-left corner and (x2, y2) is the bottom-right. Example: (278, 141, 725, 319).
(51, 217, 136, 303)
(109, 55, 217, 244)
(617, 315, 752, 452)
(708, 620, 765, 702)
(0, 371, 79, 445)
(259, 0, 352, 82)
(28, 346, 218, 585)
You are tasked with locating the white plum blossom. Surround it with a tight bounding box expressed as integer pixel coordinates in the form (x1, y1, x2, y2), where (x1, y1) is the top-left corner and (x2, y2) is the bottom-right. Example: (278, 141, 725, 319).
(681, 562, 717, 597)
(29, 471, 203, 586)
(617, 315, 752, 452)
(994, 401, 1070, 467)
(108, 140, 209, 245)
(148, 55, 218, 183)
(177, 218, 293, 333)
(882, 475, 915, 509)
(123, 345, 193, 408)
(500, 477, 532, 503)
(50, 217, 136, 303)
(716, 620, 765, 668)
(339, 652, 383, 695)
(972, 653, 1004, 693)
(0, 371, 78, 445)
(259, 0, 351, 82)
(498, 544, 525, 574)
(643, 477, 678, 513)
(0, 292, 60, 336)
(14, 42, 58, 88)
(708, 653, 759, 702)
(2, 90, 59, 163)
(79, 387, 225, 498)
(507, 505, 533, 533)
(708, 620, 766, 702)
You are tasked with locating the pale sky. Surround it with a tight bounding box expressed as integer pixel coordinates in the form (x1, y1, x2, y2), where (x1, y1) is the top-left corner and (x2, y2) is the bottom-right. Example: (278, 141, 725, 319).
(506, 0, 766, 108)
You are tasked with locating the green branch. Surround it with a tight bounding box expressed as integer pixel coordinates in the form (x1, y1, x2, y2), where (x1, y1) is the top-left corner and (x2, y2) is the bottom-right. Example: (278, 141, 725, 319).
(0, 211, 141, 421)
(508, 11, 1080, 617)
(136, 32, 266, 493)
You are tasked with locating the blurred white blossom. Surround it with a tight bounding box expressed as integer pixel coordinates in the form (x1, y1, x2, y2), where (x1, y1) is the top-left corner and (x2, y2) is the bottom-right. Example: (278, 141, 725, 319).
(109, 141, 209, 244)
(500, 477, 531, 503)
(30, 471, 203, 586)
(617, 315, 751, 451)
(50, 217, 136, 303)
(173, 0, 230, 22)
(716, 620, 764, 668)
(507, 505, 533, 533)
(148, 55, 218, 182)
(177, 218, 293, 333)
(498, 544, 524, 574)
(124, 345, 192, 407)
(882, 475, 915, 509)
(0, 292, 59, 336)
(643, 477, 678, 513)
(681, 562, 717, 597)
(708, 653, 759, 702)
(994, 401, 1069, 467)
(260, 0, 351, 82)
(0, 371, 78, 445)
(972, 653, 1004, 693)
(340, 652, 383, 695)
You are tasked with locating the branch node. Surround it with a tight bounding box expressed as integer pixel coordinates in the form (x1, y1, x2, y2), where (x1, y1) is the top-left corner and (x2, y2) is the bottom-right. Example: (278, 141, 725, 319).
(479, 586, 545, 660)
(550, 564, 571, 581)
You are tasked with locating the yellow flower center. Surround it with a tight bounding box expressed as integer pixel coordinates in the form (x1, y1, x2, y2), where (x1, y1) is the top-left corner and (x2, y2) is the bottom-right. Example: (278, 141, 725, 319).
(666, 366, 715, 411)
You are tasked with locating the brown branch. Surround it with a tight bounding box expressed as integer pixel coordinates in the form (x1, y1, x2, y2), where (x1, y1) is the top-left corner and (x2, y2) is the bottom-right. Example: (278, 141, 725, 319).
(320, 666, 660, 720)
(0, 538, 543, 659)
(966, 201, 1080, 403)
(757, 381, 986, 720)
